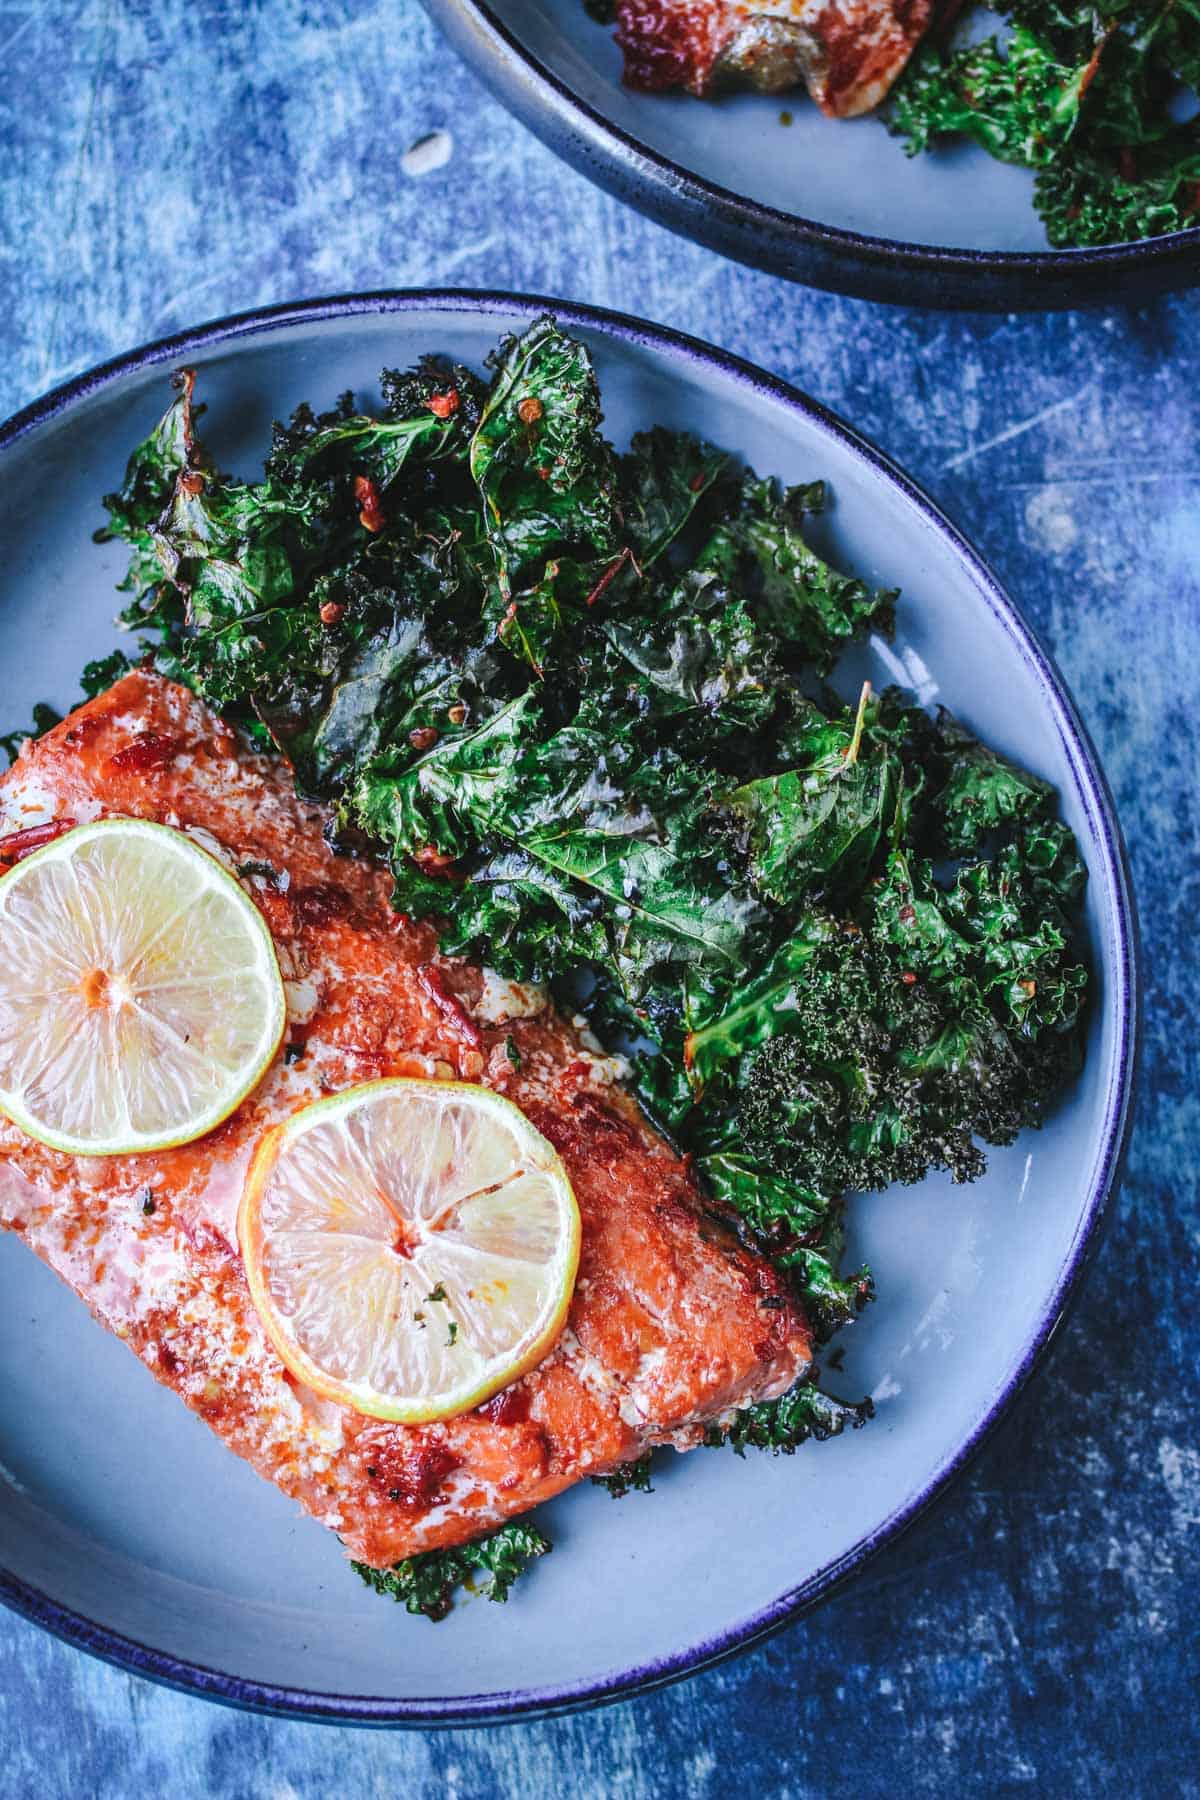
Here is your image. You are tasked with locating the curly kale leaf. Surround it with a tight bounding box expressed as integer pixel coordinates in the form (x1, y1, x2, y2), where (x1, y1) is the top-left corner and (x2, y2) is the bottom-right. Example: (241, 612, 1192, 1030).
(265, 357, 483, 500)
(80, 649, 135, 700)
(352, 1521, 550, 1621)
(725, 684, 901, 907)
(355, 690, 538, 856)
(100, 367, 514, 772)
(891, 0, 1200, 247)
(667, 783, 1087, 1299)
(103, 375, 350, 719)
(619, 427, 732, 566)
(926, 709, 1054, 854)
(95, 370, 206, 616)
(708, 1373, 875, 1454)
(873, 843, 1087, 1034)
(723, 884, 1081, 1196)
(264, 392, 473, 493)
(890, 24, 1095, 164)
(592, 1454, 656, 1497)
(99, 368, 203, 542)
(260, 616, 489, 800)
(362, 691, 767, 995)
(471, 316, 622, 619)
(725, 476, 896, 674)
(682, 920, 839, 1093)
(700, 1150, 874, 1339)
(600, 556, 781, 740)
(1036, 128, 1200, 246)
(403, 842, 615, 981)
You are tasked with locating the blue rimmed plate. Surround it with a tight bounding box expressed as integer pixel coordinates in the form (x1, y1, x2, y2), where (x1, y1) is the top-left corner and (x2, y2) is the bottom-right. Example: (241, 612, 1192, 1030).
(0, 291, 1137, 1723)
(422, 0, 1200, 309)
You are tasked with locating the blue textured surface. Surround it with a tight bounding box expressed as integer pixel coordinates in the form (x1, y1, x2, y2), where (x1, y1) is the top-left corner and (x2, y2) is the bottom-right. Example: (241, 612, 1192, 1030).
(0, 3, 1197, 1795)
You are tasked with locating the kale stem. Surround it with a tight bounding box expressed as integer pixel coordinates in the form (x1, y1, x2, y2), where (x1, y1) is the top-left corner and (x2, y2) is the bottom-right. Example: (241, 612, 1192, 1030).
(843, 680, 872, 767)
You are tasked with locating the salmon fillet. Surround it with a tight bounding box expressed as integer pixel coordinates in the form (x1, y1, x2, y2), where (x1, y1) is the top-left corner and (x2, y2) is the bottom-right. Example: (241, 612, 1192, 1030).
(0, 670, 812, 1567)
(611, 0, 932, 117)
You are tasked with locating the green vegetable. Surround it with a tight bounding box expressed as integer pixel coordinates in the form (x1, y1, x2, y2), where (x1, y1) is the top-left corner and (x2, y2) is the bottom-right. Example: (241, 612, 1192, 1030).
(81, 650, 135, 699)
(97, 314, 1088, 1397)
(726, 683, 900, 908)
(890, 0, 1200, 248)
(709, 1373, 875, 1455)
(471, 317, 621, 602)
(1036, 129, 1200, 247)
(592, 1455, 656, 1497)
(352, 1521, 551, 1620)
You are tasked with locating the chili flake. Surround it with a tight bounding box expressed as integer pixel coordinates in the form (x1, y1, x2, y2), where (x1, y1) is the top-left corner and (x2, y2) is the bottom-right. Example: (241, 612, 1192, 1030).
(354, 474, 386, 533)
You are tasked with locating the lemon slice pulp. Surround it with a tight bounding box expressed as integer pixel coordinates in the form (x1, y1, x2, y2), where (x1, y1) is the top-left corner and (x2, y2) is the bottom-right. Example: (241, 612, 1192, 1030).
(0, 818, 286, 1155)
(238, 1078, 581, 1423)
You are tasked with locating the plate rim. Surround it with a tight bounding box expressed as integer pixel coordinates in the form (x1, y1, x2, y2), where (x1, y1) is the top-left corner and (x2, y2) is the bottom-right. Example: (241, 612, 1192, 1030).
(420, 0, 1200, 309)
(0, 287, 1140, 1725)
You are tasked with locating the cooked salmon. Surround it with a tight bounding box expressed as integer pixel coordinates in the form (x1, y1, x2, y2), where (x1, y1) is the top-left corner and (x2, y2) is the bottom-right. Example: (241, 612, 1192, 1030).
(611, 0, 932, 118)
(0, 671, 812, 1567)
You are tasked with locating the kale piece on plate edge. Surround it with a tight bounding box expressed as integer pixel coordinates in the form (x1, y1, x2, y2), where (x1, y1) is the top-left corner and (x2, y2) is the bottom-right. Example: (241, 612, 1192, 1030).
(889, 0, 1200, 248)
(95, 315, 1089, 1480)
(351, 1521, 551, 1621)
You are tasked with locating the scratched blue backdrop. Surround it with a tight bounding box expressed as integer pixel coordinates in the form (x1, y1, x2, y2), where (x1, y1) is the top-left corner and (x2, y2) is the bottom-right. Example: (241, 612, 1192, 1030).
(2, 3, 1198, 1796)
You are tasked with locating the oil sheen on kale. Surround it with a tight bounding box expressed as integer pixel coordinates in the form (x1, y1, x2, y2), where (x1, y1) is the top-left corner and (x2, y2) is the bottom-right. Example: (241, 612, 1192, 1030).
(889, 0, 1200, 247)
(95, 317, 1090, 1601)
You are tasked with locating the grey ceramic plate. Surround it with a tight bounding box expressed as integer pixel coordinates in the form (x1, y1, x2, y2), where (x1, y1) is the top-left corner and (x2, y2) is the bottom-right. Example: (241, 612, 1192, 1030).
(423, 0, 1200, 308)
(0, 292, 1136, 1724)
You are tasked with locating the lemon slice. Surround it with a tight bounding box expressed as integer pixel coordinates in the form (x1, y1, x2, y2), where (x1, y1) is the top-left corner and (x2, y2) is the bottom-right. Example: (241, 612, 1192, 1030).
(0, 818, 286, 1155)
(238, 1078, 581, 1422)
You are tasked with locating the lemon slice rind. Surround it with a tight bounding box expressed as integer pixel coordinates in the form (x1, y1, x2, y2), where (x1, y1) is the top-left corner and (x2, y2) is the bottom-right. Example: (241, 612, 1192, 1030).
(0, 817, 286, 1156)
(238, 1078, 581, 1424)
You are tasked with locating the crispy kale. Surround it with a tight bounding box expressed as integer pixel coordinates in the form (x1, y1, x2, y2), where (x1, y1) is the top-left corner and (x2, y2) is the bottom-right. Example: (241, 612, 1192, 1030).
(592, 1454, 656, 1497)
(97, 316, 1089, 1422)
(710, 1373, 875, 1454)
(80, 649, 135, 699)
(890, 0, 1200, 247)
(677, 712, 1086, 1339)
(351, 1521, 550, 1621)
(1036, 129, 1200, 246)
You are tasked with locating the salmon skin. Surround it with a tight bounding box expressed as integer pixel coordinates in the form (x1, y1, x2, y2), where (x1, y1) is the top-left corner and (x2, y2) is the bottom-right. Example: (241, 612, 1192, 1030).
(0, 671, 812, 1568)
(610, 0, 932, 117)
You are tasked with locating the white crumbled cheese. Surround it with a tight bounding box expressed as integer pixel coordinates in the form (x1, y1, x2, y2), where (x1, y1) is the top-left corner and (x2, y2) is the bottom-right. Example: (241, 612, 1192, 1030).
(473, 969, 550, 1024)
(284, 977, 320, 1024)
(618, 1346, 668, 1427)
(0, 1163, 46, 1227)
(558, 1327, 620, 1398)
(0, 769, 102, 832)
(570, 1040, 632, 1086)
